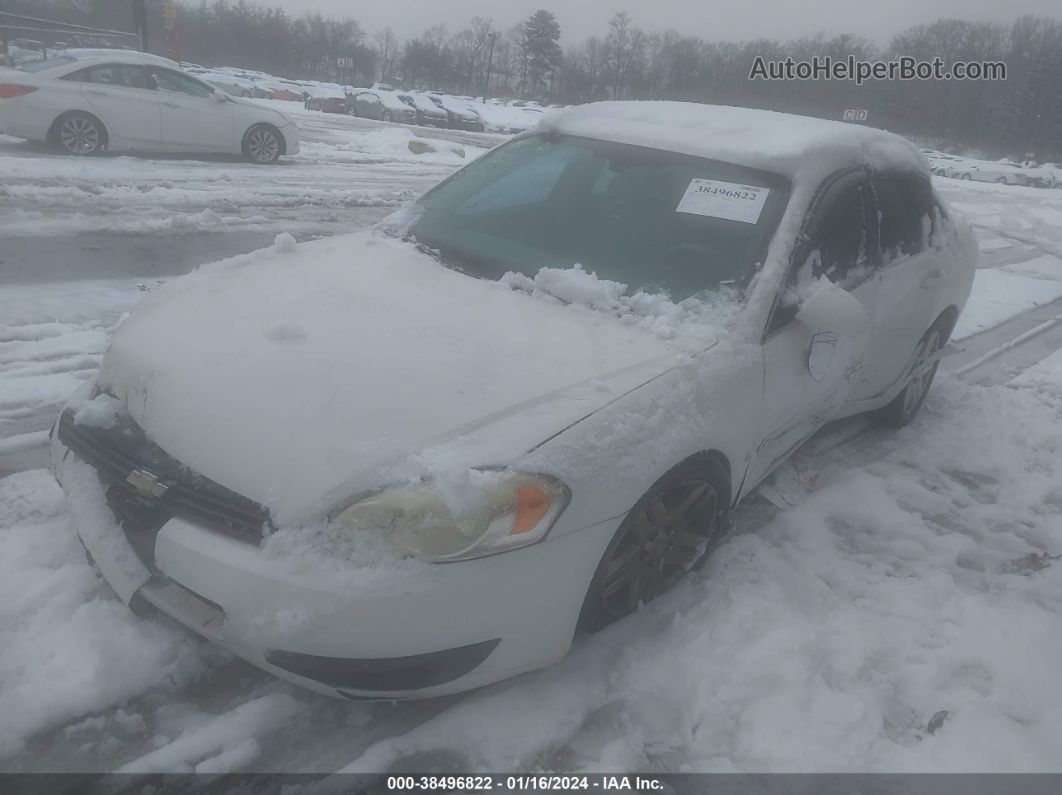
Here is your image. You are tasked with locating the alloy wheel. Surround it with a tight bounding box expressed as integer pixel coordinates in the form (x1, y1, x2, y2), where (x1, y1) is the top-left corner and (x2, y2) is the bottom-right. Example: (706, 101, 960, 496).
(59, 116, 101, 154)
(902, 329, 941, 421)
(599, 479, 719, 619)
(247, 128, 280, 163)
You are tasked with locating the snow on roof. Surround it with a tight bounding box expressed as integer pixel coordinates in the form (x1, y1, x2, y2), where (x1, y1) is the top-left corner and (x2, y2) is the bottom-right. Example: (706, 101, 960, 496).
(539, 101, 928, 183)
(56, 48, 180, 68)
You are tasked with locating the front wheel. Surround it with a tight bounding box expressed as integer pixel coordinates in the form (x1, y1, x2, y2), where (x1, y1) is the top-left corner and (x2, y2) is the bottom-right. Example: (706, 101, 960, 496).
(54, 112, 106, 155)
(873, 324, 944, 428)
(995, 176, 1008, 184)
(382, 110, 393, 122)
(578, 456, 730, 633)
(243, 124, 282, 164)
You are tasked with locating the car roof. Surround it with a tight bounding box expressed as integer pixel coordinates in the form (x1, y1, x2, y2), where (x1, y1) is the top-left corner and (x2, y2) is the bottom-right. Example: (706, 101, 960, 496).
(52, 48, 181, 68)
(539, 101, 928, 183)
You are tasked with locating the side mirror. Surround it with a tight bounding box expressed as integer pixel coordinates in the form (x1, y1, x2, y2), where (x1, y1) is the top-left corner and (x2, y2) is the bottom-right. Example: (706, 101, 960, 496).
(795, 284, 871, 336)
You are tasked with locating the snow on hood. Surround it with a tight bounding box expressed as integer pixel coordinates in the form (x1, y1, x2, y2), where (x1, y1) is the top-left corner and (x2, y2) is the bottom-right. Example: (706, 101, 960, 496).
(499, 265, 740, 344)
(539, 102, 928, 186)
(96, 231, 685, 522)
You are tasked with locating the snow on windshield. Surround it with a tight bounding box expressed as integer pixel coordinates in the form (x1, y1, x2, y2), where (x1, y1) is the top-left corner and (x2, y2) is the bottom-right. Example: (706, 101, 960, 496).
(500, 264, 741, 344)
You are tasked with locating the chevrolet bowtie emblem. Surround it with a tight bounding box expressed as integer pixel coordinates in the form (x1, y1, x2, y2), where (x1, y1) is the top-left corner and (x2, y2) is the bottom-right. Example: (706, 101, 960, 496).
(126, 468, 169, 498)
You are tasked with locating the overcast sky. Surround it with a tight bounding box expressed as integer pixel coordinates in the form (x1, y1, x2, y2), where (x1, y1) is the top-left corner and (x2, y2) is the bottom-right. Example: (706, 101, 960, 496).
(272, 0, 1059, 43)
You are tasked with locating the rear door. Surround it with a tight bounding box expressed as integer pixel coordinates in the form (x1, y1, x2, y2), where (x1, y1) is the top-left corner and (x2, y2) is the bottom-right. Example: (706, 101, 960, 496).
(69, 63, 161, 145)
(854, 173, 943, 400)
(147, 67, 234, 151)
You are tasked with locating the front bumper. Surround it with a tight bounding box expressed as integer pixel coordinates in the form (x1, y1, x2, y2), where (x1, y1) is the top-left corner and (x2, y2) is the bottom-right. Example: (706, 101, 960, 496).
(50, 408, 610, 699)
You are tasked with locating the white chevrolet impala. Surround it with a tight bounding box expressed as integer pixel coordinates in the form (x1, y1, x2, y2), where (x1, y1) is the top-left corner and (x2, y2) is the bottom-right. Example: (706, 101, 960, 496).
(51, 103, 976, 699)
(0, 49, 298, 163)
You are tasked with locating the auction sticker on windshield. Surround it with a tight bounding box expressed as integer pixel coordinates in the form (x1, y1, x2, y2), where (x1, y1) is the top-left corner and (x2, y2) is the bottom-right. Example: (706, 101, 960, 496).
(675, 178, 769, 223)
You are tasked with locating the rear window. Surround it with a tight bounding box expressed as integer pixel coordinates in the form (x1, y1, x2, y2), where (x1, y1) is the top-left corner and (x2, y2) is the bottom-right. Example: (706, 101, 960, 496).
(872, 175, 935, 261)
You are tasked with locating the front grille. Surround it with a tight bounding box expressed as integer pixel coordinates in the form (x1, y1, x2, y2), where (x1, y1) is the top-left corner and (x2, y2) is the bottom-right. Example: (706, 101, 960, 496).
(57, 410, 270, 556)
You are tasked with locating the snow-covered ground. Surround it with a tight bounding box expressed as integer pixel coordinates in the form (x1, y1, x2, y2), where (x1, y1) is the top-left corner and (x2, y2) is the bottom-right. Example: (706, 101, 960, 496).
(2, 127, 1062, 773)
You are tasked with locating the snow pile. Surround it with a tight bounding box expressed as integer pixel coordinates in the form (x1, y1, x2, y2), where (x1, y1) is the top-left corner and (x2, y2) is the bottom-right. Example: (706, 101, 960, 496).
(340, 376, 1062, 772)
(72, 393, 125, 430)
(0, 470, 204, 759)
(116, 693, 301, 774)
(273, 232, 297, 253)
(500, 265, 739, 343)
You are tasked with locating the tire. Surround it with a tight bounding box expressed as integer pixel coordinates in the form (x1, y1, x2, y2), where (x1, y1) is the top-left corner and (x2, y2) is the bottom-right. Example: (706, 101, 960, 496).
(347, 106, 357, 116)
(242, 124, 282, 164)
(382, 110, 393, 123)
(578, 455, 731, 633)
(995, 177, 1008, 184)
(961, 173, 972, 180)
(872, 321, 945, 428)
(52, 112, 106, 155)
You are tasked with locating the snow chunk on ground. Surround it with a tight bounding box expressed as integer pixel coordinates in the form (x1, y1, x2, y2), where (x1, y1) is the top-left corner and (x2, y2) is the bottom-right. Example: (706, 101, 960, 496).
(72, 393, 124, 429)
(116, 694, 300, 773)
(273, 232, 297, 253)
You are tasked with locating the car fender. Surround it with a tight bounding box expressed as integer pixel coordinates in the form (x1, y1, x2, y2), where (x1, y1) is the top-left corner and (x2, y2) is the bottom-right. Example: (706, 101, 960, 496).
(520, 340, 762, 539)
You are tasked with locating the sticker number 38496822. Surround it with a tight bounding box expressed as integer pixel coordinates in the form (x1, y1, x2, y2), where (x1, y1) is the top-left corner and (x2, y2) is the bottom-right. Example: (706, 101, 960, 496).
(675, 178, 770, 224)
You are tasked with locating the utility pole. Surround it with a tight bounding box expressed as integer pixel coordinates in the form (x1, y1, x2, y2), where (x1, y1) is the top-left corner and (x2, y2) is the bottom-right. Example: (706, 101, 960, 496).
(131, 0, 148, 52)
(483, 32, 496, 100)
(0, 0, 11, 67)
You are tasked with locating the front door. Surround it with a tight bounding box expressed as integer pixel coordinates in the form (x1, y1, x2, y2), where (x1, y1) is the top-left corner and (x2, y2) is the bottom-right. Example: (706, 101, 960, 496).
(750, 173, 876, 486)
(148, 67, 234, 151)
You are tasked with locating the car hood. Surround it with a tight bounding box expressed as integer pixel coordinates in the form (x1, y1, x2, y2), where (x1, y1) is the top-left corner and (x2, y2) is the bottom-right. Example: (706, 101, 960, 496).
(97, 231, 686, 522)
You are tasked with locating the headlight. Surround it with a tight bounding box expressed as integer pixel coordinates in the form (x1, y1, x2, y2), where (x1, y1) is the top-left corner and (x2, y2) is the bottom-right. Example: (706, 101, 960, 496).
(333, 471, 570, 562)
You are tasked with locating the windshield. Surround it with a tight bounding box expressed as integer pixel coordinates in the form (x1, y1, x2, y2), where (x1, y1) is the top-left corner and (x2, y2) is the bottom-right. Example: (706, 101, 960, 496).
(407, 135, 790, 301)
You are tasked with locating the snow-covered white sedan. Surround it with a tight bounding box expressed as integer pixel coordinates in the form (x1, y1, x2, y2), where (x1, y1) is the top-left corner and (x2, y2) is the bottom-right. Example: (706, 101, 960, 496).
(50, 102, 976, 699)
(0, 49, 299, 163)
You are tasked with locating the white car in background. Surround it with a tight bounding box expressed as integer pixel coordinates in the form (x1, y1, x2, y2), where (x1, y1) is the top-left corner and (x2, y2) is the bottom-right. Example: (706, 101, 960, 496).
(0, 49, 299, 163)
(948, 160, 1030, 185)
(51, 102, 976, 699)
(186, 67, 255, 98)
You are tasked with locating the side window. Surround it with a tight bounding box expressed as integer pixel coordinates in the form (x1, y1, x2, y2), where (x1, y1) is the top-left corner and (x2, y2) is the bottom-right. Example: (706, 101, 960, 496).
(802, 181, 872, 286)
(769, 178, 872, 332)
(64, 64, 149, 89)
(872, 175, 934, 263)
(150, 68, 213, 98)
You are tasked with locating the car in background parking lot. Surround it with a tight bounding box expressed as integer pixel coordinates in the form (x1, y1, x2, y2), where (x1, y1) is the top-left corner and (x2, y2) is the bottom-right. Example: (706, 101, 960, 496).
(305, 94, 350, 114)
(349, 89, 416, 123)
(428, 93, 484, 131)
(398, 92, 448, 127)
(0, 49, 299, 163)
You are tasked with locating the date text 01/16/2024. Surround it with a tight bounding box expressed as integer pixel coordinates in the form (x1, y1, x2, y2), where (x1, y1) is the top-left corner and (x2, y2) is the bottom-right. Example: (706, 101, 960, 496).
(386, 775, 666, 791)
